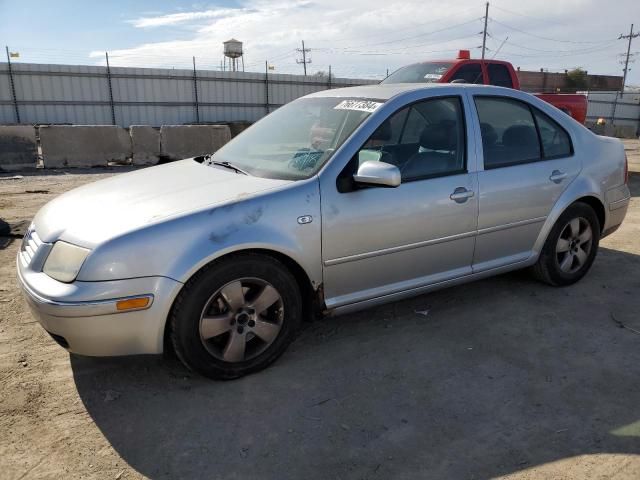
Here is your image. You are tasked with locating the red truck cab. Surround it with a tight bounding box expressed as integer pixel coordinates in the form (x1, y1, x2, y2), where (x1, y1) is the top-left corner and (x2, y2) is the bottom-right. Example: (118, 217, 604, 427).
(382, 50, 587, 124)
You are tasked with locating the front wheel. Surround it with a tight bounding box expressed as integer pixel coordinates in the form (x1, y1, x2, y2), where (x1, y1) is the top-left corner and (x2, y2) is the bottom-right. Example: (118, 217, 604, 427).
(533, 202, 600, 286)
(170, 254, 302, 379)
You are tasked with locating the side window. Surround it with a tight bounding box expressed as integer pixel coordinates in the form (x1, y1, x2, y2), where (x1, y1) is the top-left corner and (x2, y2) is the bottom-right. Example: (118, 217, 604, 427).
(357, 97, 466, 182)
(363, 108, 408, 149)
(398, 107, 424, 143)
(532, 109, 572, 158)
(487, 64, 513, 88)
(475, 97, 541, 169)
(450, 63, 483, 84)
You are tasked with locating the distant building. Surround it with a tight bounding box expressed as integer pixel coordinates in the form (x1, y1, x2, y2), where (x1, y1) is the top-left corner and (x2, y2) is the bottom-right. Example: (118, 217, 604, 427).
(516, 69, 623, 93)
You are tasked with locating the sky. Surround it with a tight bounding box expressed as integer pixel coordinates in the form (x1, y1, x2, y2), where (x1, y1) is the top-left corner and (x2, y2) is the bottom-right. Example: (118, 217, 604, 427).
(0, 0, 639, 84)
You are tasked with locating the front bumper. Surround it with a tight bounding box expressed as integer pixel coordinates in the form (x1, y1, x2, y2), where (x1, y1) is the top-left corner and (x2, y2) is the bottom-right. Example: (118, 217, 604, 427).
(17, 255, 183, 356)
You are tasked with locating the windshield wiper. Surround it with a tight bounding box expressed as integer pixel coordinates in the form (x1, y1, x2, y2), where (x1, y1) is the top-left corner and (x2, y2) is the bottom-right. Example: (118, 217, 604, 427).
(207, 158, 249, 175)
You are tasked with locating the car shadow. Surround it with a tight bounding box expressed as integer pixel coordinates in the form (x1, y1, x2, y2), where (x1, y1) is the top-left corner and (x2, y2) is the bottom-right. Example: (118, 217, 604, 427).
(628, 171, 640, 197)
(71, 246, 640, 479)
(0, 218, 20, 250)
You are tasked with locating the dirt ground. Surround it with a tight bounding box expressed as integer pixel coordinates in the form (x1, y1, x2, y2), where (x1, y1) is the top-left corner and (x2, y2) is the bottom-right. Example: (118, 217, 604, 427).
(1, 141, 640, 480)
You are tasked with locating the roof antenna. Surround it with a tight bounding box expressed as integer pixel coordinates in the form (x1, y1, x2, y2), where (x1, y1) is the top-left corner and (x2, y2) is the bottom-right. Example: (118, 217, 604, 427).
(491, 36, 509, 59)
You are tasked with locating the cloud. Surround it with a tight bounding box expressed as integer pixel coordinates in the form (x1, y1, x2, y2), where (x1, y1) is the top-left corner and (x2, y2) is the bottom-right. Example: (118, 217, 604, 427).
(94, 0, 639, 83)
(129, 8, 251, 28)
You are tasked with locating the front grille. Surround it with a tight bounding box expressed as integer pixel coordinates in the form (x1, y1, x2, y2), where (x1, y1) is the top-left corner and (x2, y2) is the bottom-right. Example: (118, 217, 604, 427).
(20, 227, 44, 269)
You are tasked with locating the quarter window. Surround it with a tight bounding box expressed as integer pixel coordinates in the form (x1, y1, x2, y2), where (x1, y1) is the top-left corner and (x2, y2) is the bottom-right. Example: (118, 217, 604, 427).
(474, 97, 541, 169)
(532, 109, 572, 158)
(358, 97, 466, 182)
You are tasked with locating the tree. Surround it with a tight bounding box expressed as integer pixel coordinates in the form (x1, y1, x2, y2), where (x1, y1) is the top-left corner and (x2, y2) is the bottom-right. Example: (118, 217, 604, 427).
(565, 68, 589, 90)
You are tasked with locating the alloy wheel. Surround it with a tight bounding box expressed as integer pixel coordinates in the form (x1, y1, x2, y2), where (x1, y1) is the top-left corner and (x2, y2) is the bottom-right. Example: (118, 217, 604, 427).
(556, 217, 593, 274)
(199, 277, 284, 363)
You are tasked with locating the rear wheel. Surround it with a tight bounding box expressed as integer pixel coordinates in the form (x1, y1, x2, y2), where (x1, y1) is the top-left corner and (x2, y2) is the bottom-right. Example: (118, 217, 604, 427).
(170, 254, 302, 379)
(533, 202, 600, 286)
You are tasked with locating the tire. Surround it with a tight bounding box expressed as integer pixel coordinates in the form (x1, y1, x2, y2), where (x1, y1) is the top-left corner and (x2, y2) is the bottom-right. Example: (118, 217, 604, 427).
(532, 202, 600, 286)
(170, 253, 302, 380)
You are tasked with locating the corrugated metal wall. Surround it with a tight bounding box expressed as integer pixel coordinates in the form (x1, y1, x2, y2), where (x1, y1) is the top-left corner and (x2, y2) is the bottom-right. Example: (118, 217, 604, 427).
(586, 91, 640, 129)
(0, 63, 378, 127)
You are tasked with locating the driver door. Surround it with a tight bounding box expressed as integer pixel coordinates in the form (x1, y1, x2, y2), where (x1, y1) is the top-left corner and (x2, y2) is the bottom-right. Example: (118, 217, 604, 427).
(319, 95, 478, 310)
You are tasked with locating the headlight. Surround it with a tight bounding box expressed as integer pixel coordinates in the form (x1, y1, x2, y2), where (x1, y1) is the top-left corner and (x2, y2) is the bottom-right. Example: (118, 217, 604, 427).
(43, 241, 91, 283)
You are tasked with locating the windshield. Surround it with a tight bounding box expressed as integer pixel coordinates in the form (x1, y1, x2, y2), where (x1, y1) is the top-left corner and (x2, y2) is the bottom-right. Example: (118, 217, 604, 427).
(382, 62, 453, 84)
(210, 97, 383, 180)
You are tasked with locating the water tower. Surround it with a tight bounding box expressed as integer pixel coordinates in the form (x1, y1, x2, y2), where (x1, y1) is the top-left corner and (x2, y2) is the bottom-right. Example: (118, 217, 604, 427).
(223, 38, 244, 72)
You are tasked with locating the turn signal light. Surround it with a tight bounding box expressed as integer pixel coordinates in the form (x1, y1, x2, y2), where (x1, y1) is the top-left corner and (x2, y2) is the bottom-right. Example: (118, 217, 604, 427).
(116, 297, 151, 311)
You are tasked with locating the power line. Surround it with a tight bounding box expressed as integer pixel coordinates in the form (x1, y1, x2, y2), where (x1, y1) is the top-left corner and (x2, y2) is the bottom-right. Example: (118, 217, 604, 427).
(322, 6, 479, 46)
(490, 17, 615, 44)
(316, 32, 479, 56)
(490, 4, 566, 26)
(329, 17, 482, 51)
(499, 39, 617, 54)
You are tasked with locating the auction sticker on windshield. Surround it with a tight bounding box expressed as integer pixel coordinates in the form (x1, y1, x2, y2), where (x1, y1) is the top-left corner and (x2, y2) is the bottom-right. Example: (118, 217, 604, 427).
(334, 99, 383, 113)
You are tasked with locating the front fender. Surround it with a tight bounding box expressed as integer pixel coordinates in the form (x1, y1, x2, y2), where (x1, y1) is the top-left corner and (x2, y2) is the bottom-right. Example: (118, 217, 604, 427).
(77, 179, 323, 289)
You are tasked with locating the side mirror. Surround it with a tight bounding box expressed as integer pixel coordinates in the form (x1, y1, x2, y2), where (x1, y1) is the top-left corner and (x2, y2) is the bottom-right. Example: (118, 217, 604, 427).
(353, 161, 401, 188)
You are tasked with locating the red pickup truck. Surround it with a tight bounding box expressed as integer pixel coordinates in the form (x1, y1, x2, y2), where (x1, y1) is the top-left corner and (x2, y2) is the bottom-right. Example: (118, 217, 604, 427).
(382, 50, 588, 124)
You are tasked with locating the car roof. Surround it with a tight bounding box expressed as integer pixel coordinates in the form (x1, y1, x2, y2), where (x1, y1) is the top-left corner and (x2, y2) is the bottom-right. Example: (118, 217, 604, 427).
(306, 82, 504, 101)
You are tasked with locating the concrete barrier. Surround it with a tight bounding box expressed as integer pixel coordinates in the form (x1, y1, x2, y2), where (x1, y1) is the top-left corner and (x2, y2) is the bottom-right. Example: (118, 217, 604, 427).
(160, 125, 231, 161)
(588, 123, 638, 139)
(0, 126, 38, 171)
(130, 126, 160, 165)
(614, 125, 638, 139)
(227, 121, 252, 138)
(41, 125, 132, 168)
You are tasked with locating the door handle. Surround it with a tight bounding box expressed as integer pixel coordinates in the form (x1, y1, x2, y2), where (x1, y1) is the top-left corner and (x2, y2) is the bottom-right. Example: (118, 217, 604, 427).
(450, 187, 474, 203)
(549, 170, 567, 183)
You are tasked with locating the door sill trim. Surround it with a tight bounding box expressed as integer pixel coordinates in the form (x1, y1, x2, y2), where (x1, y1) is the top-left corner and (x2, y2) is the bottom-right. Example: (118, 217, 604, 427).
(325, 258, 534, 316)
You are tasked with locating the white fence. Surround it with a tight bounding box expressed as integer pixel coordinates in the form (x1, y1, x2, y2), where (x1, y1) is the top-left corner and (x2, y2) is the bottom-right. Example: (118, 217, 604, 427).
(2, 63, 638, 137)
(586, 91, 640, 133)
(0, 62, 377, 127)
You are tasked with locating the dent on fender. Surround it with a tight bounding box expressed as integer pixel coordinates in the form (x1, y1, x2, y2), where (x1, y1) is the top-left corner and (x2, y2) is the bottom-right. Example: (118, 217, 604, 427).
(208, 205, 265, 244)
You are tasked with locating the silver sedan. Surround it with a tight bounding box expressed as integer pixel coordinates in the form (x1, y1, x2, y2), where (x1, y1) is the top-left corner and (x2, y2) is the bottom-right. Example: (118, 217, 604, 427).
(17, 84, 631, 379)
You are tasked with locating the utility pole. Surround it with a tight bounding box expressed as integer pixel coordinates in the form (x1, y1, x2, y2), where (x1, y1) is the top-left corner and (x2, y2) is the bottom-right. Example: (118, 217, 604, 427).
(5, 46, 20, 123)
(481, 2, 489, 60)
(296, 40, 311, 76)
(105, 52, 116, 126)
(619, 24, 639, 92)
(192, 56, 200, 123)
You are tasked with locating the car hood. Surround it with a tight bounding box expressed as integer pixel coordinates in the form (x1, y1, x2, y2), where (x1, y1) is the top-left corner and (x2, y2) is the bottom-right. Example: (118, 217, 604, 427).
(33, 159, 291, 248)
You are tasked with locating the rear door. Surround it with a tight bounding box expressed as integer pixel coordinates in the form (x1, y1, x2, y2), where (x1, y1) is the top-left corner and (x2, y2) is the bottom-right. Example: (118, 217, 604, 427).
(470, 94, 579, 272)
